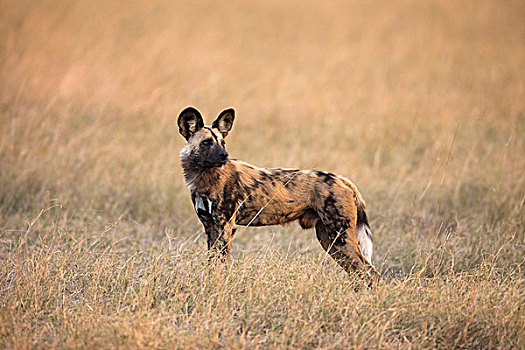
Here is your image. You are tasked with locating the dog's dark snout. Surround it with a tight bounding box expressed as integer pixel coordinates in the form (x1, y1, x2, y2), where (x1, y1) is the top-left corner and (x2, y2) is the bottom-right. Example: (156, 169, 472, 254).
(219, 150, 229, 160)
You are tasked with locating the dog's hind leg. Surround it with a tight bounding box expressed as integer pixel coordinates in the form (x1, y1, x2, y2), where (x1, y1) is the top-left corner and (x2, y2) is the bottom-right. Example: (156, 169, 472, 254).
(315, 221, 357, 270)
(313, 184, 380, 286)
(315, 221, 380, 288)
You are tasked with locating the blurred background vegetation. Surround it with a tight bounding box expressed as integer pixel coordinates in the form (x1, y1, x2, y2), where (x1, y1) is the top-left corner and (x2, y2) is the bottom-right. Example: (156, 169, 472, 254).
(0, 0, 524, 348)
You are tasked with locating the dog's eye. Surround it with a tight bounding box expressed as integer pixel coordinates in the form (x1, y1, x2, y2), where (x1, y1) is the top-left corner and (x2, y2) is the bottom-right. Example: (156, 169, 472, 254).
(201, 139, 211, 147)
(221, 140, 225, 147)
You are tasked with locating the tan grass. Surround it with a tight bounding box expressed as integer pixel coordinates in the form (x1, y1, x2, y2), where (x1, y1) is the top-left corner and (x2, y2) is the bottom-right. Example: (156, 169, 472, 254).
(1, 0, 524, 348)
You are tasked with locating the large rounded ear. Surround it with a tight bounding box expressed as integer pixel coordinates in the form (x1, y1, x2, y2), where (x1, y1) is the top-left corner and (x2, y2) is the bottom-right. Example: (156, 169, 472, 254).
(178, 107, 204, 141)
(212, 108, 235, 138)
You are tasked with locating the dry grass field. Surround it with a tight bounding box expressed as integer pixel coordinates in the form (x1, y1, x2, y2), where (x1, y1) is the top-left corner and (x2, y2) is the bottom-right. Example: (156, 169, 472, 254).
(1, 0, 524, 348)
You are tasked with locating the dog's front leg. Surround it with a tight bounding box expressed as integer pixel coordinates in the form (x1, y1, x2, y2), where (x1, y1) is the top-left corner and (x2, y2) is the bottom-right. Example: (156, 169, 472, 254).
(205, 218, 235, 264)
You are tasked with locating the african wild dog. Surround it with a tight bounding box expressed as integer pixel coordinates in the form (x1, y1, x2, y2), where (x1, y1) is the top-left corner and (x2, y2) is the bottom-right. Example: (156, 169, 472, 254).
(178, 107, 380, 286)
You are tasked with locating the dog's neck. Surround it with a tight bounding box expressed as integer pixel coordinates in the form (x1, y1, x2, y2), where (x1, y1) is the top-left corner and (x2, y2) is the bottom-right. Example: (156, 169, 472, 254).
(180, 157, 229, 194)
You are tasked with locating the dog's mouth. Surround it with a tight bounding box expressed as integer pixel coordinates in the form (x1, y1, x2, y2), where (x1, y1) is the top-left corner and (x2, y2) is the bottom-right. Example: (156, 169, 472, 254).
(203, 160, 227, 168)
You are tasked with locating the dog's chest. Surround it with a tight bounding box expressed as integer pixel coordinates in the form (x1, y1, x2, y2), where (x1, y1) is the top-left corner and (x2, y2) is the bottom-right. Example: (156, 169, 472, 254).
(192, 193, 214, 218)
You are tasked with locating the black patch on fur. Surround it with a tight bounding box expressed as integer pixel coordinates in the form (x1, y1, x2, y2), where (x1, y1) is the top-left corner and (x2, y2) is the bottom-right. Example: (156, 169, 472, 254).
(315, 171, 336, 185)
(356, 204, 370, 228)
(332, 230, 347, 246)
(258, 171, 271, 181)
(285, 180, 296, 189)
(204, 127, 219, 143)
(323, 195, 339, 216)
(249, 178, 260, 191)
(274, 168, 299, 175)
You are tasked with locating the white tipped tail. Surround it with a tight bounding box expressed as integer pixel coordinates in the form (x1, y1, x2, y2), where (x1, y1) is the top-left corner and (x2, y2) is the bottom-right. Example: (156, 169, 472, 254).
(356, 224, 373, 264)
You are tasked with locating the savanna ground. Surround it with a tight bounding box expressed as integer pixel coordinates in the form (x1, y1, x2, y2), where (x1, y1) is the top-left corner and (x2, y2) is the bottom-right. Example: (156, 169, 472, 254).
(1, 0, 524, 348)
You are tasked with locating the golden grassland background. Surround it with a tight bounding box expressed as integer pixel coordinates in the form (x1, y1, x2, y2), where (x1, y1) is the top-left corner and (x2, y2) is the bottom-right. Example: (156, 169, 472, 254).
(1, 0, 524, 348)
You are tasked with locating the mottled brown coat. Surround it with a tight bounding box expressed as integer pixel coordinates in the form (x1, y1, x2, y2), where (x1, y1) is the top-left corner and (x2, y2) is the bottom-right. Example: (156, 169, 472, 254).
(178, 107, 380, 285)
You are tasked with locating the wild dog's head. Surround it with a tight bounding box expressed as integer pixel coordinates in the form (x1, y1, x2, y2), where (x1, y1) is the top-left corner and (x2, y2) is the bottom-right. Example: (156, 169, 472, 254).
(178, 107, 235, 169)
